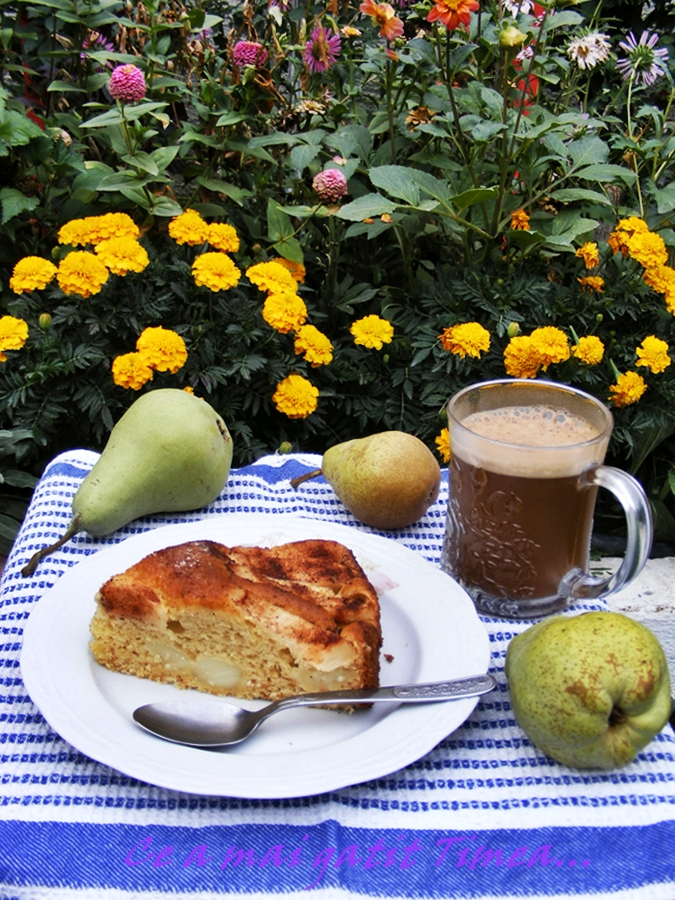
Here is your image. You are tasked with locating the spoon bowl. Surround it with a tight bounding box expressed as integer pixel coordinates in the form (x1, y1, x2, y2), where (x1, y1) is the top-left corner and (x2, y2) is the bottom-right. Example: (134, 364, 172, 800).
(133, 673, 496, 748)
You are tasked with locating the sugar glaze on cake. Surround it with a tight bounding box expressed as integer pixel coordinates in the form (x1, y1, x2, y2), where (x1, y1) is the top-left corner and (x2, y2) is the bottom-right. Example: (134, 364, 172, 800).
(90, 539, 381, 699)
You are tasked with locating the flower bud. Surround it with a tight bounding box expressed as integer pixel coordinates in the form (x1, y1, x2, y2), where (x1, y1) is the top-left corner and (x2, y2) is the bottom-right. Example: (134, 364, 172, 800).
(39, 313, 52, 331)
(596, 313, 603, 323)
(499, 26, 526, 48)
(278, 441, 293, 454)
(507, 321, 520, 338)
(382, 354, 389, 364)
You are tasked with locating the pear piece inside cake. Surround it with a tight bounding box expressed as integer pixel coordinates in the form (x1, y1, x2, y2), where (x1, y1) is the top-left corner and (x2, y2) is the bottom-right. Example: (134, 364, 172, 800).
(90, 538, 381, 699)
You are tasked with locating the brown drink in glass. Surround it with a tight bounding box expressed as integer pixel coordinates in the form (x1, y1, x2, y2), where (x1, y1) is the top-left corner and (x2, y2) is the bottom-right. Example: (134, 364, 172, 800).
(440, 380, 652, 619)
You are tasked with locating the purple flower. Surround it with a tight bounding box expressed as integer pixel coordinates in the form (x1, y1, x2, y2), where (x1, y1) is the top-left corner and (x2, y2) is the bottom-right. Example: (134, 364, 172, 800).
(108, 64, 147, 103)
(617, 31, 669, 86)
(81, 30, 115, 62)
(269, 0, 292, 10)
(304, 24, 341, 74)
(232, 40, 268, 69)
(313, 168, 348, 203)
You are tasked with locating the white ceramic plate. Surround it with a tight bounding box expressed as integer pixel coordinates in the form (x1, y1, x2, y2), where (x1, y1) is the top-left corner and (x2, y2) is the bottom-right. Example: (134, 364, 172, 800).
(20, 514, 490, 799)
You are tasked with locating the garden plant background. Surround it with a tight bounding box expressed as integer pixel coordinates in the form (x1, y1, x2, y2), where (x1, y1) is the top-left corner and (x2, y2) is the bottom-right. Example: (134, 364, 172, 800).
(0, 0, 675, 552)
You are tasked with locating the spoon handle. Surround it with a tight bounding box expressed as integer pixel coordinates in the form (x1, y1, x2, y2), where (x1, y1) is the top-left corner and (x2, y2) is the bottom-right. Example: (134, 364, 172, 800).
(267, 673, 496, 715)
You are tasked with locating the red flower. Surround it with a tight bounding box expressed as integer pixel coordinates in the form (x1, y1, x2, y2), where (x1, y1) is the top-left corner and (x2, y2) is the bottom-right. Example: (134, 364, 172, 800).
(427, 0, 479, 31)
(359, 0, 405, 41)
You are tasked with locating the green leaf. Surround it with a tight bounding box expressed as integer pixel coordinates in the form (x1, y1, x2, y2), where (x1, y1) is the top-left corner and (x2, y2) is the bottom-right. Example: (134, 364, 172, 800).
(542, 10, 583, 30)
(151, 145, 180, 170)
(150, 196, 184, 217)
(290, 143, 321, 173)
(272, 236, 304, 263)
(196, 177, 253, 205)
(369, 166, 421, 205)
(668, 468, 675, 495)
(47, 79, 85, 93)
(549, 188, 611, 206)
(267, 199, 294, 243)
(656, 182, 675, 214)
(0, 187, 39, 224)
(121, 151, 159, 177)
(0, 108, 44, 149)
(215, 111, 247, 127)
(0, 513, 20, 543)
(2, 469, 38, 488)
(335, 194, 398, 221)
(368, 111, 391, 135)
(568, 136, 609, 169)
(575, 163, 636, 184)
(96, 171, 150, 191)
(509, 229, 546, 250)
(450, 186, 499, 211)
(326, 124, 372, 161)
(410, 169, 452, 203)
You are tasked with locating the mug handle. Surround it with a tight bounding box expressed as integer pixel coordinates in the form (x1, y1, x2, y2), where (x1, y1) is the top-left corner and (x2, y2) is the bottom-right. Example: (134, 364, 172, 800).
(559, 465, 653, 601)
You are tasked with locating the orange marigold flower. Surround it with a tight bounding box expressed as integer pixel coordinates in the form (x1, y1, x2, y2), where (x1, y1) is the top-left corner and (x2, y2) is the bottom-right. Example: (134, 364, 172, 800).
(95, 237, 149, 275)
(609, 371, 647, 407)
(625, 230, 669, 269)
(427, 0, 479, 30)
(438, 322, 491, 358)
(192, 253, 241, 292)
(435, 427, 451, 464)
(0, 316, 29, 359)
(169, 209, 210, 245)
(246, 261, 297, 294)
(576, 242, 600, 269)
(9, 256, 57, 293)
(293, 324, 333, 366)
(578, 276, 605, 293)
(608, 216, 649, 257)
(635, 335, 671, 374)
(510, 208, 530, 231)
(503, 335, 542, 379)
(56, 251, 109, 298)
(571, 335, 604, 366)
(272, 373, 319, 419)
(112, 352, 154, 390)
(262, 292, 308, 334)
(359, 0, 404, 40)
(350, 314, 394, 349)
(136, 326, 188, 374)
(642, 264, 675, 295)
(274, 257, 306, 283)
(207, 223, 240, 253)
(529, 326, 570, 370)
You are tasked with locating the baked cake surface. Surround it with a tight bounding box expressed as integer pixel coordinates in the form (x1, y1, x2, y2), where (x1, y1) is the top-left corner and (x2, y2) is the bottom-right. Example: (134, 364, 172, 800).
(90, 539, 381, 699)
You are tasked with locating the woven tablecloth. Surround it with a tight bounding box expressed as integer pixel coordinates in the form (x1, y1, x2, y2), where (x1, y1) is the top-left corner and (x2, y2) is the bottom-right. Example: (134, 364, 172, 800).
(1, 450, 674, 900)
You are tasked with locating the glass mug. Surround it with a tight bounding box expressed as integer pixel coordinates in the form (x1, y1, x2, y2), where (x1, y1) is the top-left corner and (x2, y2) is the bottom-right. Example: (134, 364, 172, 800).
(440, 379, 652, 619)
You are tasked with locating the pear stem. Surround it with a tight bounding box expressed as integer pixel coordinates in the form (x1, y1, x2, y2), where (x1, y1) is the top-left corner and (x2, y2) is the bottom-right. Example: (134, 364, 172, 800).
(290, 468, 323, 490)
(21, 516, 82, 578)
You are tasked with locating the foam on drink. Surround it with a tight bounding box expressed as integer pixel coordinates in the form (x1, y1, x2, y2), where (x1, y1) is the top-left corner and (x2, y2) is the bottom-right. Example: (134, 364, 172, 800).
(451, 405, 606, 478)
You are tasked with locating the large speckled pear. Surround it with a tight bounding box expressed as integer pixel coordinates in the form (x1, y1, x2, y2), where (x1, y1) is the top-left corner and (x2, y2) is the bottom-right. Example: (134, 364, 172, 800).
(293, 431, 441, 529)
(505, 612, 671, 770)
(22, 389, 233, 576)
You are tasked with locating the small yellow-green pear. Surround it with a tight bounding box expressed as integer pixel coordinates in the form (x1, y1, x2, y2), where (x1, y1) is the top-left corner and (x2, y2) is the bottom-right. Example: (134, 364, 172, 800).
(505, 611, 671, 770)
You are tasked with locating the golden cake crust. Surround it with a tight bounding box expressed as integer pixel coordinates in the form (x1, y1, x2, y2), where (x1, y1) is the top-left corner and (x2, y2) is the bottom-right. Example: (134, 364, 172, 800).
(90, 538, 381, 699)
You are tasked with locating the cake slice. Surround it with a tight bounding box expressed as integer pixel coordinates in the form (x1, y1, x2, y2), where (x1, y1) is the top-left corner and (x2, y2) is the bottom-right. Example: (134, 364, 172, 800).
(90, 539, 381, 699)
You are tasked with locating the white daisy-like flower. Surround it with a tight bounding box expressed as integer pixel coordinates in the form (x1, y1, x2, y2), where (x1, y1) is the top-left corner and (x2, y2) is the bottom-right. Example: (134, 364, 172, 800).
(617, 31, 669, 86)
(566, 32, 611, 71)
(503, 0, 533, 15)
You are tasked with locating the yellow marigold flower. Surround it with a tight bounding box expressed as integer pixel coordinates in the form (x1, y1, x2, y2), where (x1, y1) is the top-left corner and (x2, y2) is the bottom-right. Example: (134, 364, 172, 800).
(207, 223, 240, 253)
(169, 209, 210, 246)
(183, 385, 195, 394)
(625, 231, 668, 269)
(136, 326, 188, 374)
(89, 212, 139, 244)
(293, 324, 333, 366)
(0, 316, 29, 361)
(9, 257, 57, 293)
(191, 253, 241, 292)
(575, 242, 600, 269)
(642, 264, 675, 295)
(246, 261, 297, 294)
(350, 315, 394, 350)
(58, 218, 97, 247)
(529, 326, 570, 370)
(607, 216, 648, 257)
(578, 276, 605, 293)
(112, 352, 154, 390)
(510, 209, 530, 231)
(435, 427, 451, 464)
(572, 335, 604, 366)
(56, 251, 109, 298)
(272, 373, 319, 419)
(503, 335, 542, 379)
(95, 237, 149, 276)
(635, 335, 671, 374)
(438, 322, 490, 359)
(609, 370, 647, 407)
(262, 292, 308, 334)
(274, 257, 306, 284)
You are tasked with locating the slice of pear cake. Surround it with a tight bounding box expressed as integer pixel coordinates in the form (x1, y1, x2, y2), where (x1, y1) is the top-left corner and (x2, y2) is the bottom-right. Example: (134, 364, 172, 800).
(90, 539, 381, 700)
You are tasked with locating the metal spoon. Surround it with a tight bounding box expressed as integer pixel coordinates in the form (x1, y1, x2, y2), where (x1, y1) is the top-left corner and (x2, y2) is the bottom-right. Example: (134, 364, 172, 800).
(132, 673, 496, 748)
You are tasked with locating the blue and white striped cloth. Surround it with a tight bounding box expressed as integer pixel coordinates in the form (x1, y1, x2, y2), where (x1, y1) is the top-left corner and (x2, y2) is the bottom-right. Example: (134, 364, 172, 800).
(1, 450, 674, 900)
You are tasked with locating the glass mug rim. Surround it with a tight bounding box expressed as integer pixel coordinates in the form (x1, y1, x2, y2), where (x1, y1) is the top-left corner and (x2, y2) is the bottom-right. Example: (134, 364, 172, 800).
(446, 378, 614, 450)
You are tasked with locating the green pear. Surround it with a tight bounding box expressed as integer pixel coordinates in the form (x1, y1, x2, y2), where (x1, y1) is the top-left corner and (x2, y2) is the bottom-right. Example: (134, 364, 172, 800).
(505, 611, 672, 770)
(292, 431, 441, 529)
(22, 389, 233, 576)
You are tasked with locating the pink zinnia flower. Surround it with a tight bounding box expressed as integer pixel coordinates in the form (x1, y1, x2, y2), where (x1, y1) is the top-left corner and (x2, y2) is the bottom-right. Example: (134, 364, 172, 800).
(304, 24, 341, 74)
(313, 168, 348, 203)
(232, 40, 268, 68)
(108, 64, 146, 103)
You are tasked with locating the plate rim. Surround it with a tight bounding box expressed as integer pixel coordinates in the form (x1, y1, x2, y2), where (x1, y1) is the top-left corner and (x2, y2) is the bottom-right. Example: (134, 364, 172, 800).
(20, 513, 491, 798)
